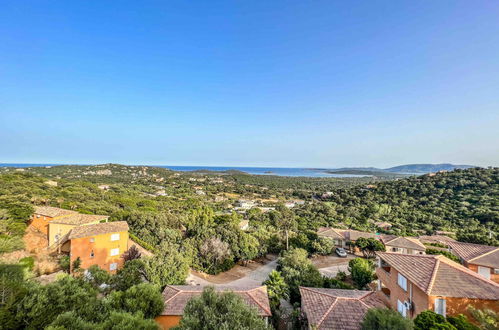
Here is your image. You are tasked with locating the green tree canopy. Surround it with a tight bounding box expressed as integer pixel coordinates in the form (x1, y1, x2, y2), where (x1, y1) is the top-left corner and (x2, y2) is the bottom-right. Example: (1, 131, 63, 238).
(361, 308, 414, 330)
(174, 286, 270, 330)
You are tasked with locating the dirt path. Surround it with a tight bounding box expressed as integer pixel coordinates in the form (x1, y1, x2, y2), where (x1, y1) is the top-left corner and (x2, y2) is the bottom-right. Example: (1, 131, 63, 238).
(187, 255, 278, 286)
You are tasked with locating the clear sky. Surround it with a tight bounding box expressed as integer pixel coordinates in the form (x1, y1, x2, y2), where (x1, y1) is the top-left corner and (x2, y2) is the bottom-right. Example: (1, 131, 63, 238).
(1, 1, 498, 168)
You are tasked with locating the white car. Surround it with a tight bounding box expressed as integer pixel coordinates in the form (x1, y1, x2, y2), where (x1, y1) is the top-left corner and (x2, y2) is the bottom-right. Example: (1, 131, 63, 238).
(335, 247, 348, 257)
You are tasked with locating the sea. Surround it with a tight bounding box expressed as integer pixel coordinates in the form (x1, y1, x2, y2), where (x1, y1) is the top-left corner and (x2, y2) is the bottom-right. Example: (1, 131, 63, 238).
(0, 163, 368, 178)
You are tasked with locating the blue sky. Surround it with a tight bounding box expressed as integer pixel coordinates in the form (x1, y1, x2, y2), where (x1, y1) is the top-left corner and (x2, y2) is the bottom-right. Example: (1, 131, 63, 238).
(1, 1, 498, 167)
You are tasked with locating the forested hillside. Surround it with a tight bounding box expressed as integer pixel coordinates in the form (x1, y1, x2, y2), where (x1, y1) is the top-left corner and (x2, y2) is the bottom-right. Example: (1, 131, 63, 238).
(0, 166, 497, 270)
(315, 167, 498, 245)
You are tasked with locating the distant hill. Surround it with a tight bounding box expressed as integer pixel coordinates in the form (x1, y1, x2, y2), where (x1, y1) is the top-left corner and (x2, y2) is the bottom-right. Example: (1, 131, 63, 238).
(383, 163, 476, 174)
(326, 163, 477, 176)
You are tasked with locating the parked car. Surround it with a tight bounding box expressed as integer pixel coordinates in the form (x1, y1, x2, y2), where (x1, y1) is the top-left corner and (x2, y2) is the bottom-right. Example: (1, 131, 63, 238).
(335, 247, 347, 257)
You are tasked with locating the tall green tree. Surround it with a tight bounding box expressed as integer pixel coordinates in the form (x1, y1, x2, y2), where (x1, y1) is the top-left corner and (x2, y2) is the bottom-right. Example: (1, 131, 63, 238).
(348, 258, 375, 289)
(174, 287, 270, 330)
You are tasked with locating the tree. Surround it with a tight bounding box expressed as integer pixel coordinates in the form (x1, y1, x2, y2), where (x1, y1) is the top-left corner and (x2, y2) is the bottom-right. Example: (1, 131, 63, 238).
(106, 283, 163, 319)
(263, 270, 289, 309)
(311, 237, 334, 255)
(361, 308, 414, 330)
(100, 311, 159, 330)
(15, 276, 99, 329)
(277, 248, 323, 303)
(348, 258, 375, 289)
(142, 251, 189, 288)
(46, 311, 95, 330)
(468, 306, 498, 330)
(198, 237, 232, 274)
(355, 237, 385, 258)
(123, 245, 142, 262)
(112, 259, 145, 291)
(84, 265, 111, 291)
(175, 286, 270, 330)
(271, 206, 297, 250)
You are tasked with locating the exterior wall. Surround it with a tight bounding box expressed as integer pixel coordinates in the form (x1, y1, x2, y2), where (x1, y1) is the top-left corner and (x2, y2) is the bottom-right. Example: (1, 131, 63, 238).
(70, 230, 128, 273)
(376, 265, 430, 318)
(48, 221, 101, 246)
(428, 296, 499, 319)
(48, 223, 76, 246)
(29, 213, 53, 235)
(385, 244, 425, 255)
(155, 316, 182, 329)
(466, 263, 499, 284)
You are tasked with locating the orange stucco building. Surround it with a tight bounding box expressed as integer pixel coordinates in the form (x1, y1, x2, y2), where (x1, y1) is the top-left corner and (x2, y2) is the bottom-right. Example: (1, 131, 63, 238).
(376, 252, 499, 321)
(30, 206, 78, 235)
(63, 221, 129, 273)
(30, 206, 129, 273)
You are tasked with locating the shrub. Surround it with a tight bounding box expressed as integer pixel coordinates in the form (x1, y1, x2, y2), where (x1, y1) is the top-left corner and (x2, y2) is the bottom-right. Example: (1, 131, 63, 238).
(19, 257, 35, 271)
(59, 256, 70, 273)
(361, 308, 414, 330)
(414, 310, 446, 329)
(446, 314, 479, 330)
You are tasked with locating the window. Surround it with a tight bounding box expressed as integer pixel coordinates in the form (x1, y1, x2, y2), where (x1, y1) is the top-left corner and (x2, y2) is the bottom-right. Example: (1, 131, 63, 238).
(435, 298, 446, 316)
(494, 269, 499, 275)
(110, 233, 120, 241)
(90, 237, 95, 243)
(478, 266, 491, 280)
(109, 263, 118, 271)
(90, 250, 94, 258)
(397, 273, 407, 291)
(397, 300, 407, 317)
(110, 248, 119, 256)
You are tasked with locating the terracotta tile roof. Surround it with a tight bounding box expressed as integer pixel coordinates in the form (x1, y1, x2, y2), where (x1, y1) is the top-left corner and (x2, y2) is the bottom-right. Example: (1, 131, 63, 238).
(50, 213, 109, 225)
(377, 252, 499, 300)
(419, 235, 456, 245)
(317, 227, 346, 240)
(34, 206, 78, 218)
(447, 241, 499, 268)
(68, 221, 128, 239)
(317, 228, 377, 241)
(344, 230, 377, 241)
(160, 285, 271, 317)
(299, 287, 386, 330)
(381, 236, 426, 251)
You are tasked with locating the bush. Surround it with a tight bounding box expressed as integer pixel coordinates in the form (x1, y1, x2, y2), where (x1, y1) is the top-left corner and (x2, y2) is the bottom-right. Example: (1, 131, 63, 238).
(348, 258, 375, 289)
(59, 256, 70, 273)
(322, 276, 353, 289)
(361, 308, 414, 330)
(425, 249, 461, 263)
(414, 310, 446, 329)
(446, 314, 479, 330)
(19, 257, 35, 271)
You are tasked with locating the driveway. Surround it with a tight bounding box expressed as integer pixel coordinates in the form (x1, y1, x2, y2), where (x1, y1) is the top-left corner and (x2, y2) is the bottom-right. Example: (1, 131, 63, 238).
(186, 255, 279, 287)
(319, 263, 350, 278)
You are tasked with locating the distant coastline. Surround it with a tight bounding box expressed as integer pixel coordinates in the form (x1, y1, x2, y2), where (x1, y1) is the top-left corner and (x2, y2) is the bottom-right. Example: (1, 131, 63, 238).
(0, 163, 368, 178)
